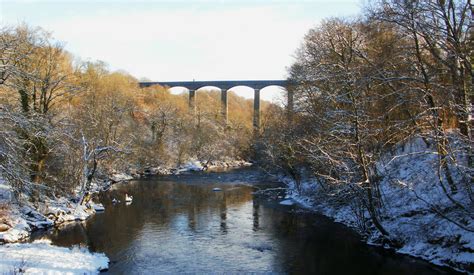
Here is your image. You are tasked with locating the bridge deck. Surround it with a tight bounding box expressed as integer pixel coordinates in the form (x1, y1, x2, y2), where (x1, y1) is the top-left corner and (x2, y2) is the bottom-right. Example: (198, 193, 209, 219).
(139, 80, 288, 90)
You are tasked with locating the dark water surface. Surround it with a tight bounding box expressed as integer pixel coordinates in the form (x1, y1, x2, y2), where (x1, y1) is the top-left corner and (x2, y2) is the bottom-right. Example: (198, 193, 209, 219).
(34, 168, 456, 274)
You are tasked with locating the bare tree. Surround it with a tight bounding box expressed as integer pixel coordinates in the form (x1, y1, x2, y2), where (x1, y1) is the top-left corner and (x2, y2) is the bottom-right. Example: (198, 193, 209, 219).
(370, 0, 473, 174)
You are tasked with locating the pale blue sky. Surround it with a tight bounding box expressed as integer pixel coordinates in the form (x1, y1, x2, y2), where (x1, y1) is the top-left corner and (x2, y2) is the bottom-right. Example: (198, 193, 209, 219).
(1, 0, 363, 101)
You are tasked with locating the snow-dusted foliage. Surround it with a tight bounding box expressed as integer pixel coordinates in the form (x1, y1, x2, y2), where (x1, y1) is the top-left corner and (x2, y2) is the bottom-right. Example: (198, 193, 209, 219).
(376, 136, 473, 269)
(259, 1, 473, 272)
(0, 107, 32, 199)
(0, 24, 256, 251)
(280, 135, 473, 272)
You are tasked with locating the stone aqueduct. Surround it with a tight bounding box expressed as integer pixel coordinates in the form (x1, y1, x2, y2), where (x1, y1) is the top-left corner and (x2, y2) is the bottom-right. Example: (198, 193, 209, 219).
(139, 80, 293, 129)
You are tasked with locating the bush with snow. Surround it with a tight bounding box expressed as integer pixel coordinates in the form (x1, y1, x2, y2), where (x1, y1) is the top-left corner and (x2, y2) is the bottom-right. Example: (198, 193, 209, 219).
(282, 135, 474, 273)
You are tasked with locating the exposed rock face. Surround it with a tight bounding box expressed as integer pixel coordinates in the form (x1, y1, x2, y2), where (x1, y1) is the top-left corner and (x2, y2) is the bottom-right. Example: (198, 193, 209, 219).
(109, 173, 134, 183)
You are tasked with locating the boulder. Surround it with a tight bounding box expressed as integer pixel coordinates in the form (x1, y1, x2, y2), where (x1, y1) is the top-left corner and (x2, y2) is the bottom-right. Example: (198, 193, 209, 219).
(0, 223, 10, 232)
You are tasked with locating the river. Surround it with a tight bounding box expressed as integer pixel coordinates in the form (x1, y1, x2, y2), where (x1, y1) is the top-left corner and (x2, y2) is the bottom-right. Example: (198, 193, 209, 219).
(32, 168, 457, 274)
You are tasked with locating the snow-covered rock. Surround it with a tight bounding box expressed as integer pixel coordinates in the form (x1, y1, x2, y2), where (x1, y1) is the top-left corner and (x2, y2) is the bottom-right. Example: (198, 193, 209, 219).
(205, 160, 253, 170)
(0, 217, 30, 243)
(0, 240, 109, 274)
(129, 159, 252, 177)
(0, 179, 98, 243)
(0, 183, 31, 243)
(110, 173, 133, 182)
(92, 202, 105, 212)
(148, 167, 172, 175)
(279, 199, 295, 206)
(180, 160, 204, 172)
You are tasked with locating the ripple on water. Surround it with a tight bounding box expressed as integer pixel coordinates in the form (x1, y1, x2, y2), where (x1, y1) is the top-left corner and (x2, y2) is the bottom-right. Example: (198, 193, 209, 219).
(35, 169, 459, 274)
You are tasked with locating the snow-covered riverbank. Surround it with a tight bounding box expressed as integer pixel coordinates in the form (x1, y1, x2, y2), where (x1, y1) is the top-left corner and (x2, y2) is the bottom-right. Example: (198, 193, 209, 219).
(124, 159, 253, 179)
(0, 181, 102, 243)
(277, 137, 474, 273)
(0, 240, 108, 273)
(0, 158, 251, 272)
(1, 159, 252, 243)
(0, 181, 108, 273)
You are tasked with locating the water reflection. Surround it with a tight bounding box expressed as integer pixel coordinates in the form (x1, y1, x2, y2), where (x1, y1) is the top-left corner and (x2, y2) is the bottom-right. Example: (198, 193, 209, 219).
(253, 199, 260, 231)
(33, 169, 457, 274)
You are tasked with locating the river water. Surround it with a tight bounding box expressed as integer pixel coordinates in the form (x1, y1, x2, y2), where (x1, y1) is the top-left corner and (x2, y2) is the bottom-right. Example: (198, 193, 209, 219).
(34, 168, 456, 274)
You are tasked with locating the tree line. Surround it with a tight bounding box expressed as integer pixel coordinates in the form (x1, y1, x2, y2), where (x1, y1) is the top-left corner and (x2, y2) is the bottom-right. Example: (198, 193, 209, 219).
(1, 0, 472, 241)
(0, 25, 271, 203)
(258, 0, 473, 238)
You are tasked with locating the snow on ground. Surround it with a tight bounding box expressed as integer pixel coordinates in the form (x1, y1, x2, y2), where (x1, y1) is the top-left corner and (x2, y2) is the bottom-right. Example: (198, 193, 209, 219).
(0, 214, 30, 243)
(279, 199, 295, 206)
(0, 182, 31, 243)
(0, 239, 108, 274)
(205, 160, 253, 170)
(0, 180, 98, 243)
(92, 202, 105, 212)
(109, 172, 134, 182)
(171, 159, 252, 175)
(0, 181, 109, 273)
(0, 203, 97, 244)
(373, 136, 474, 271)
(280, 135, 474, 273)
(126, 159, 252, 178)
(179, 160, 204, 172)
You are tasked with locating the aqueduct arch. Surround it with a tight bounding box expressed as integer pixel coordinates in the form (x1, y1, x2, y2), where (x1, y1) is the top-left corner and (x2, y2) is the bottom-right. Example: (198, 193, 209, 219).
(139, 80, 292, 130)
